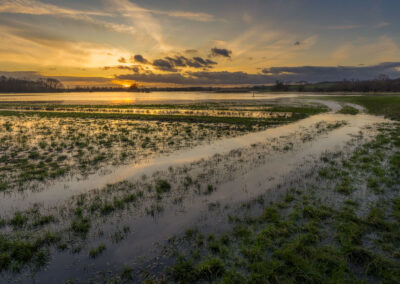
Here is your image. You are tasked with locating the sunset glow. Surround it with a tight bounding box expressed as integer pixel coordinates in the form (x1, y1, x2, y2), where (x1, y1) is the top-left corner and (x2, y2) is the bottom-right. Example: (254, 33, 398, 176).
(0, 0, 399, 87)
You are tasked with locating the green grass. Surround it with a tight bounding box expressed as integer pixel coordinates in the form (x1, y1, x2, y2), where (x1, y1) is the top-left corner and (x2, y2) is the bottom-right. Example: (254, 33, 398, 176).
(312, 95, 400, 120)
(156, 122, 400, 283)
(0, 109, 305, 128)
(337, 105, 359, 115)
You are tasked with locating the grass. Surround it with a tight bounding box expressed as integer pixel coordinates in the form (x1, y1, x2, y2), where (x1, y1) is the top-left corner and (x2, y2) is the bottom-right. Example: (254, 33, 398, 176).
(337, 105, 359, 115)
(0, 99, 397, 280)
(0, 109, 300, 128)
(0, 112, 270, 191)
(311, 95, 400, 120)
(89, 244, 106, 258)
(155, 122, 400, 283)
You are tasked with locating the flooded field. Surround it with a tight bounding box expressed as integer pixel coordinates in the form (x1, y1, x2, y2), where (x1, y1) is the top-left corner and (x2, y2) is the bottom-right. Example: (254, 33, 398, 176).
(0, 92, 305, 105)
(0, 93, 399, 283)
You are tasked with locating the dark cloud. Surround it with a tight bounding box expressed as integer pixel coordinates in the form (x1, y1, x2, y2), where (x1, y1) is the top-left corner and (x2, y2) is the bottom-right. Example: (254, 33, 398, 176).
(131, 54, 149, 64)
(262, 62, 400, 82)
(116, 62, 400, 85)
(117, 71, 270, 85)
(165, 56, 187, 67)
(151, 56, 217, 72)
(210, 47, 232, 58)
(193, 57, 217, 66)
(153, 59, 178, 72)
(104, 65, 141, 73)
(118, 57, 127, 63)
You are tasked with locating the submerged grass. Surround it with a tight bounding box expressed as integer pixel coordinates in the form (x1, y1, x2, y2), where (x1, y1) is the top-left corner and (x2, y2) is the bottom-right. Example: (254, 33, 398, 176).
(155, 121, 400, 283)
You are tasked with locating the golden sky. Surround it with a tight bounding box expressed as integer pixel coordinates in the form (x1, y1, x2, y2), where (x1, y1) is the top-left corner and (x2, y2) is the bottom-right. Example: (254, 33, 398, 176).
(1, 0, 400, 87)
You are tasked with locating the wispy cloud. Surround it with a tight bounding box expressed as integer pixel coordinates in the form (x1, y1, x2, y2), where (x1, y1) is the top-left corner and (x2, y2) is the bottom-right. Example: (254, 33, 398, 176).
(0, 0, 137, 35)
(0, 23, 128, 68)
(328, 25, 362, 30)
(0, 0, 217, 40)
(109, 0, 171, 52)
(0, 0, 109, 16)
(331, 36, 400, 64)
(376, 22, 390, 28)
(106, 0, 217, 22)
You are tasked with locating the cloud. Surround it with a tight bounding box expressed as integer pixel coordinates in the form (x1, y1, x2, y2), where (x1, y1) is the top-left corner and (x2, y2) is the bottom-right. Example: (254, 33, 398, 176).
(262, 62, 400, 82)
(328, 25, 362, 30)
(331, 36, 400, 64)
(51, 76, 111, 83)
(107, 0, 216, 22)
(116, 62, 400, 85)
(210, 47, 232, 58)
(110, 0, 171, 51)
(376, 22, 390, 28)
(152, 59, 177, 72)
(192, 57, 217, 67)
(151, 55, 217, 72)
(0, 0, 108, 16)
(163, 11, 215, 22)
(117, 71, 272, 85)
(118, 57, 127, 63)
(0, 23, 128, 68)
(0, 0, 137, 35)
(131, 54, 149, 64)
(185, 49, 198, 54)
(6, 62, 400, 87)
(104, 65, 142, 73)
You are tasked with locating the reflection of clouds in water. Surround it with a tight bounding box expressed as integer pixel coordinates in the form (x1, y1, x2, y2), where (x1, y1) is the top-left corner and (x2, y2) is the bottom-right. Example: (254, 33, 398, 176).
(0, 92, 300, 104)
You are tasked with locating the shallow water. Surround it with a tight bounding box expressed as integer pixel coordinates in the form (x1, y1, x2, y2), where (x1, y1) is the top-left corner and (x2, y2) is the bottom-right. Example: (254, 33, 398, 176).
(0, 98, 390, 283)
(0, 91, 330, 105)
(21, 112, 389, 283)
(0, 112, 387, 214)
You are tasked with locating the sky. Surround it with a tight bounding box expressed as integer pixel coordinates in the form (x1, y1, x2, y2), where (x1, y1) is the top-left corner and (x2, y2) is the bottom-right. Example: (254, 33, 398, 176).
(1, 0, 400, 87)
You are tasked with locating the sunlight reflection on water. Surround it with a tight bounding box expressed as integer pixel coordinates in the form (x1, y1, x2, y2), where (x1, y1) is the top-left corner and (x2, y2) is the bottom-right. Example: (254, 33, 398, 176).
(0, 91, 302, 104)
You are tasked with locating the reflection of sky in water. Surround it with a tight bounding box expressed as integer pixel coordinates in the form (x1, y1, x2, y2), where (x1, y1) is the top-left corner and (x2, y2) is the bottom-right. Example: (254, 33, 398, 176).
(0, 113, 388, 213)
(1, 106, 293, 118)
(0, 92, 303, 104)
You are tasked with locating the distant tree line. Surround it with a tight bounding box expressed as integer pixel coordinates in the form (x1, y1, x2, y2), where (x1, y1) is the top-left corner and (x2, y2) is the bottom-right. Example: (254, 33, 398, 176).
(320, 75, 400, 92)
(293, 75, 400, 93)
(0, 76, 64, 92)
(1, 75, 400, 93)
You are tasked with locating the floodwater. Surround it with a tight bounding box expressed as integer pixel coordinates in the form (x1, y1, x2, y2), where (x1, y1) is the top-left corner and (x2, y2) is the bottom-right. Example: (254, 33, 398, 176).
(0, 111, 384, 214)
(0, 96, 389, 283)
(0, 91, 330, 105)
(28, 111, 390, 283)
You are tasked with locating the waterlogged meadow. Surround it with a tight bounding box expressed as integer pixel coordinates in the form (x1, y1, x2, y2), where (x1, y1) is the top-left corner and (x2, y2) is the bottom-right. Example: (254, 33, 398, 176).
(0, 101, 325, 193)
(0, 116, 263, 192)
(158, 122, 400, 283)
(0, 95, 398, 283)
